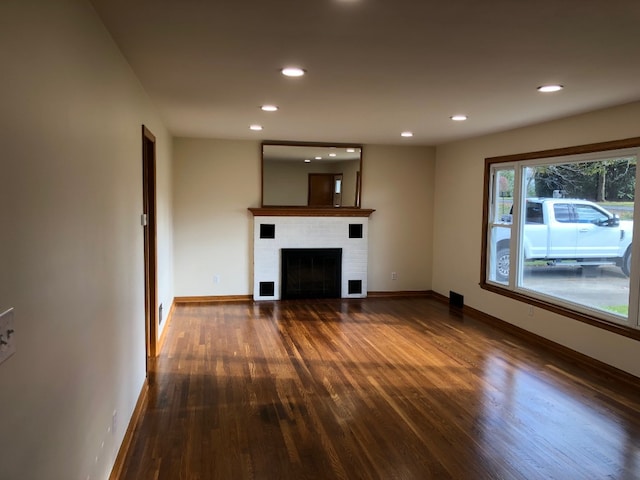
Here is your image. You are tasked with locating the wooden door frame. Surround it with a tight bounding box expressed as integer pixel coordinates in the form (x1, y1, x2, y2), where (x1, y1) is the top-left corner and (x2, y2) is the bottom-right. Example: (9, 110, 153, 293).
(308, 173, 343, 206)
(142, 125, 158, 365)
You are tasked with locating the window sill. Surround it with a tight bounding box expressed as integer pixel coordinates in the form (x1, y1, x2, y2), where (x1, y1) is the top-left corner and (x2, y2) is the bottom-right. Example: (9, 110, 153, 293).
(480, 281, 640, 341)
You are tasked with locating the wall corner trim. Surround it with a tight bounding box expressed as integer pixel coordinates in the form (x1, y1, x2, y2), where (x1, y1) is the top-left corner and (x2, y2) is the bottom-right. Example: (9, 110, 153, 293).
(174, 295, 253, 304)
(109, 380, 149, 480)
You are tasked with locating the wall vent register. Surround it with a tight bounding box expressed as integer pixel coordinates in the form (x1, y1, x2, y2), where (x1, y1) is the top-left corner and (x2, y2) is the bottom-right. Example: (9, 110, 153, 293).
(349, 224, 363, 238)
(260, 224, 276, 239)
(259, 282, 275, 297)
(348, 280, 363, 295)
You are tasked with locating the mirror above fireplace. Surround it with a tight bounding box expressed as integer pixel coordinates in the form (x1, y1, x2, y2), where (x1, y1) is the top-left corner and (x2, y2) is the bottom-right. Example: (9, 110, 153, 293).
(262, 141, 362, 208)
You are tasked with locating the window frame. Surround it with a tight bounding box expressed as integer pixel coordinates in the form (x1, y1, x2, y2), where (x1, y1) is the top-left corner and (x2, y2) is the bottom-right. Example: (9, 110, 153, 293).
(481, 137, 640, 341)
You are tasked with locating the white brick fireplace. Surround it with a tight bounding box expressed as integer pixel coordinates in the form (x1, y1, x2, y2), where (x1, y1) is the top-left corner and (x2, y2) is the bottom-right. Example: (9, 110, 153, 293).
(249, 208, 374, 300)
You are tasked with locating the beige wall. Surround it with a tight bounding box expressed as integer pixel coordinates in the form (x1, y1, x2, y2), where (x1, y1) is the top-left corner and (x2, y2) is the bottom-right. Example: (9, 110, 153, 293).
(262, 160, 310, 205)
(363, 145, 435, 291)
(0, 1, 173, 478)
(173, 140, 435, 296)
(173, 138, 261, 296)
(433, 101, 640, 378)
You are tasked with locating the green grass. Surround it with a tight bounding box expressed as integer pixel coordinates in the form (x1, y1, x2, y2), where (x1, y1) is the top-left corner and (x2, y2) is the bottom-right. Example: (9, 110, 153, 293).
(524, 260, 552, 267)
(603, 305, 628, 316)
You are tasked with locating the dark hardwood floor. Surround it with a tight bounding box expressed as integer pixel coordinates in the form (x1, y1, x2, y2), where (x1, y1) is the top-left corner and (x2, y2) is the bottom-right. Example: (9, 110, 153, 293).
(116, 298, 640, 479)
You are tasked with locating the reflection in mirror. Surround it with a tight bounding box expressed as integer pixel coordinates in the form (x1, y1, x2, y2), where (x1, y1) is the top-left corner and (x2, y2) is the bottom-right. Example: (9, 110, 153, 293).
(262, 142, 362, 207)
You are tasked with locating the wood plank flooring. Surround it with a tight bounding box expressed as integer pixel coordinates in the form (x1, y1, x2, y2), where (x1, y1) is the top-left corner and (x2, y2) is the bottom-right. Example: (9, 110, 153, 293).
(116, 298, 640, 479)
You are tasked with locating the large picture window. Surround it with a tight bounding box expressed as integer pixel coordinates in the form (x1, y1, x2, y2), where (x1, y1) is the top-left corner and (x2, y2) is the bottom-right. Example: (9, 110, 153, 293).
(482, 138, 640, 335)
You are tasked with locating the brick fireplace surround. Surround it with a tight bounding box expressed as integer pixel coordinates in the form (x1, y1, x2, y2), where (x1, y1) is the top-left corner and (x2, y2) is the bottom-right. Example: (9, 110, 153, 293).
(249, 208, 375, 301)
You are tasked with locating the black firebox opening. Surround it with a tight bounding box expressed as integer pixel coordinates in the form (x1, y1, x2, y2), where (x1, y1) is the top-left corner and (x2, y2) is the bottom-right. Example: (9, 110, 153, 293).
(281, 248, 342, 299)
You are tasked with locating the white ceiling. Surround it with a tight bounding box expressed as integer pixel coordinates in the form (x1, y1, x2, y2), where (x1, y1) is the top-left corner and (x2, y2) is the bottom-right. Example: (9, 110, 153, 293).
(89, 0, 640, 146)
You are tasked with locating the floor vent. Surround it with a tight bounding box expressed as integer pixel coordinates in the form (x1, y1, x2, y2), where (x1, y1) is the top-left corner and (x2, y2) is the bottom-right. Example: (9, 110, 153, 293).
(449, 291, 464, 308)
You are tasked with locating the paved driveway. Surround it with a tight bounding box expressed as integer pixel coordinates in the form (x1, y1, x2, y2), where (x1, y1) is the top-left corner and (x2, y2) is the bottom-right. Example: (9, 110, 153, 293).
(520, 265, 629, 312)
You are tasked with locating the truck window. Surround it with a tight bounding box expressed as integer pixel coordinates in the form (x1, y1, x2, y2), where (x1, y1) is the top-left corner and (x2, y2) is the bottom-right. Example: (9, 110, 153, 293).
(553, 204, 573, 223)
(525, 202, 543, 224)
(574, 204, 608, 224)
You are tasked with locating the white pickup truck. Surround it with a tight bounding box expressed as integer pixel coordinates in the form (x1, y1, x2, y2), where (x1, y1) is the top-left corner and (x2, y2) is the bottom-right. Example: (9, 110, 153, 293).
(494, 198, 633, 281)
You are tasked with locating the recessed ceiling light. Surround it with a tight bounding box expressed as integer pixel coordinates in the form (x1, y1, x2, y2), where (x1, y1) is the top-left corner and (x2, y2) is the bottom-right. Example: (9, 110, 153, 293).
(450, 115, 468, 121)
(329, 153, 337, 157)
(249, 124, 263, 131)
(261, 105, 278, 112)
(281, 67, 306, 77)
(304, 159, 311, 163)
(315, 156, 322, 160)
(537, 84, 564, 93)
(401, 131, 413, 137)
(346, 148, 355, 153)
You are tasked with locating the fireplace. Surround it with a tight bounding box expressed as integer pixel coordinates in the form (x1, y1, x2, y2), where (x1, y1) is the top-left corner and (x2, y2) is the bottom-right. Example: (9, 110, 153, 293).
(249, 209, 374, 300)
(281, 248, 342, 299)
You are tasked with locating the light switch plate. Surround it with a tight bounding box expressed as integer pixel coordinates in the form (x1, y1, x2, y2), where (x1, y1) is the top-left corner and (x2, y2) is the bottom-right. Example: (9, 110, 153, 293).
(0, 308, 16, 365)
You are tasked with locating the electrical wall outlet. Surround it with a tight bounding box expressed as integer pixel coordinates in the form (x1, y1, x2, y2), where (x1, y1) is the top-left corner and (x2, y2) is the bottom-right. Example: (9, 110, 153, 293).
(213, 275, 220, 284)
(0, 308, 16, 365)
(391, 272, 398, 280)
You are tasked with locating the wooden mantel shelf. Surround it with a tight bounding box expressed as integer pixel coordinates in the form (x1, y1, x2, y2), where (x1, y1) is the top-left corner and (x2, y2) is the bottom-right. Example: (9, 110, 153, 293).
(249, 207, 375, 217)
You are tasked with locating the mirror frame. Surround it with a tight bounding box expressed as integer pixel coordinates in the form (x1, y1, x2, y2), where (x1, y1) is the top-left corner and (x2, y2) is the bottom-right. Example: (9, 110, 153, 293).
(261, 140, 363, 208)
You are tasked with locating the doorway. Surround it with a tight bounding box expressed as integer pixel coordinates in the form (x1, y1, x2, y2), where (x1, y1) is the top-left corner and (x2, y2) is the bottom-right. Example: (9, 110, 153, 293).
(142, 125, 158, 370)
(308, 173, 343, 206)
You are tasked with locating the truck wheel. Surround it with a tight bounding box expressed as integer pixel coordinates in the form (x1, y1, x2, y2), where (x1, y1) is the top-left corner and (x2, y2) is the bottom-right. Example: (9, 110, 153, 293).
(496, 247, 510, 282)
(622, 248, 632, 277)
